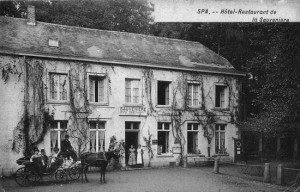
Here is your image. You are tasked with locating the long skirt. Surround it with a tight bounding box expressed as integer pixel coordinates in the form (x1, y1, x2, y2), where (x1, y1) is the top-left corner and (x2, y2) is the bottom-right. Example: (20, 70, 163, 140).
(128, 153, 136, 166)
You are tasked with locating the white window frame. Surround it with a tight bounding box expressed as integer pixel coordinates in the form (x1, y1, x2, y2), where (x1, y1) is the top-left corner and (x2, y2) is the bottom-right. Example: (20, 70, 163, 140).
(125, 78, 142, 105)
(215, 124, 226, 153)
(187, 123, 199, 154)
(89, 121, 106, 152)
(48, 72, 68, 102)
(187, 82, 201, 107)
(88, 73, 108, 105)
(215, 84, 229, 109)
(50, 120, 68, 152)
(156, 80, 172, 107)
(157, 122, 171, 154)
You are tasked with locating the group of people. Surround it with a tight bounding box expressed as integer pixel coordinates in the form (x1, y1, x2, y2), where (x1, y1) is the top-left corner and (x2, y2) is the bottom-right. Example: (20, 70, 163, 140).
(29, 134, 77, 175)
(127, 144, 143, 168)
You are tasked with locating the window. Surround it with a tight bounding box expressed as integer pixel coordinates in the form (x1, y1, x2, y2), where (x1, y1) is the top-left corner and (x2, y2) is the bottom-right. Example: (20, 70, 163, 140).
(157, 81, 171, 105)
(215, 85, 227, 108)
(89, 75, 107, 103)
(215, 124, 226, 153)
(187, 123, 199, 154)
(125, 79, 141, 104)
(89, 121, 106, 152)
(50, 121, 68, 152)
(187, 83, 200, 107)
(157, 122, 170, 154)
(49, 73, 68, 101)
(125, 122, 140, 130)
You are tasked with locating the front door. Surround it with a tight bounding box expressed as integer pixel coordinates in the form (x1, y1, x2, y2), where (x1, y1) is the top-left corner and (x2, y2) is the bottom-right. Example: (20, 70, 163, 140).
(125, 132, 138, 165)
(125, 121, 140, 165)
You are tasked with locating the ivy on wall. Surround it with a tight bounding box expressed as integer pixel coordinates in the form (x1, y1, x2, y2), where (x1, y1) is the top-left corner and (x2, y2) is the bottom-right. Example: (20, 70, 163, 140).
(1, 58, 55, 156)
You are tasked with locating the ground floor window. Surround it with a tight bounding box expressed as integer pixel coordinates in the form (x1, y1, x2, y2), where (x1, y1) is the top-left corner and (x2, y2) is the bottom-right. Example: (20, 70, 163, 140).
(89, 121, 106, 152)
(157, 122, 170, 154)
(215, 124, 226, 154)
(50, 120, 68, 153)
(187, 123, 199, 154)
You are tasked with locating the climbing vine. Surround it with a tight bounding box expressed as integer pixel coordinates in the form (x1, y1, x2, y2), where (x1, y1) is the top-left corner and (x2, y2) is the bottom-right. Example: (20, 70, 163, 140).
(68, 63, 90, 156)
(5, 58, 55, 156)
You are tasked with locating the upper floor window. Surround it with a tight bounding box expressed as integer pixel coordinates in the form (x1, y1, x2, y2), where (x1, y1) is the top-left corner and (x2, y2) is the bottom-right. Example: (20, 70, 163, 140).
(89, 74, 108, 104)
(50, 120, 68, 153)
(125, 79, 141, 105)
(187, 83, 200, 107)
(157, 81, 171, 106)
(49, 73, 68, 101)
(215, 85, 228, 108)
(89, 121, 106, 152)
(215, 124, 226, 154)
(187, 123, 199, 154)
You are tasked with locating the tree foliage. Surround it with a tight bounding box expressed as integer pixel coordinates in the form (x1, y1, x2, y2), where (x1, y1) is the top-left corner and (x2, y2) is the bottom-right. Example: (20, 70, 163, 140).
(0, 0, 154, 34)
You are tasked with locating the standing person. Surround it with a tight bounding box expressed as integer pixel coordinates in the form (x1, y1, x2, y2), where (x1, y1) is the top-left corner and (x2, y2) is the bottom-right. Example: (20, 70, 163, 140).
(40, 149, 49, 172)
(136, 144, 143, 168)
(128, 145, 136, 167)
(60, 134, 77, 162)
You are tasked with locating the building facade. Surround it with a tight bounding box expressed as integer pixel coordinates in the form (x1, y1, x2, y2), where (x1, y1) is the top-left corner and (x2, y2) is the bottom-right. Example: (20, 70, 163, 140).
(0, 13, 244, 175)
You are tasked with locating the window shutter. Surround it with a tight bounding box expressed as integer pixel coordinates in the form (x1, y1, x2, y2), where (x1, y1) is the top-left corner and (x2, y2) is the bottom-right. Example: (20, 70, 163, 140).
(165, 83, 169, 105)
(90, 78, 95, 102)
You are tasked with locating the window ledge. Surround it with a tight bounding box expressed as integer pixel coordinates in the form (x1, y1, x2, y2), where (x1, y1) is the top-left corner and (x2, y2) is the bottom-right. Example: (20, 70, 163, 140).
(156, 153, 174, 158)
(186, 106, 203, 110)
(212, 154, 229, 157)
(156, 105, 171, 108)
(123, 104, 144, 107)
(47, 101, 69, 105)
(89, 102, 109, 106)
(186, 154, 205, 157)
(214, 107, 230, 111)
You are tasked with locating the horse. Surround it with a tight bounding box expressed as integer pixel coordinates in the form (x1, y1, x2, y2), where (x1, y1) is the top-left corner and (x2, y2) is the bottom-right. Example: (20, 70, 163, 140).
(80, 151, 119, 183)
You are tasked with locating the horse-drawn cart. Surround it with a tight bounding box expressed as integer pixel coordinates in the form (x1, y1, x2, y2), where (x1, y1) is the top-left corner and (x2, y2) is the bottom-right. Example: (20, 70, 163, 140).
(14, 156, 81, 186)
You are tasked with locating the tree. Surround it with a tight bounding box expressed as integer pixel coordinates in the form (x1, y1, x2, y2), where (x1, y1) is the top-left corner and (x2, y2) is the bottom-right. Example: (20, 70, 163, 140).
(0, 0, 154, 34)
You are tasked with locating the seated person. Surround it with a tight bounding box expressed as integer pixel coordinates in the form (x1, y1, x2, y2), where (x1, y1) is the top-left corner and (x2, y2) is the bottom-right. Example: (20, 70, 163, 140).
(40, 149, 49, 172)
(48, 148, 62, 173)
(59, 135, 77, 162)
(30, 148, 43, 175)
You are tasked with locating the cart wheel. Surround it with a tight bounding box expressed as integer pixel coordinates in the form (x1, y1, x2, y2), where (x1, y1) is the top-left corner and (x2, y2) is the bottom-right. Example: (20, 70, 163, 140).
(14, 167, 30, 187)
(55, 170, 68, 182)
(68, 166, 81, 181)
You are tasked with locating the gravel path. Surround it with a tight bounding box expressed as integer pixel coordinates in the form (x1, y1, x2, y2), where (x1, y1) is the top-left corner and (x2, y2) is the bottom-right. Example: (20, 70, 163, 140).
(0, 167, 287, 192)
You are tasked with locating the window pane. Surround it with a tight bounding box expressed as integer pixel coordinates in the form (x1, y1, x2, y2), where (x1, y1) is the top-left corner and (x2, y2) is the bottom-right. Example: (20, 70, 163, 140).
(90, 121, 96, 130)
(60, 75, 68, 100)
(158, 123, 162, 130)
(99, 122, 105, 129)
(193, 84, 199, 106)
(164, 123, 170, 130)
(125, 80, 131, 103)
(187, 123, 192, 130)
(90, 131, 96, 152)
(98, 78, 105, 102)
(99, 131, 105, 151)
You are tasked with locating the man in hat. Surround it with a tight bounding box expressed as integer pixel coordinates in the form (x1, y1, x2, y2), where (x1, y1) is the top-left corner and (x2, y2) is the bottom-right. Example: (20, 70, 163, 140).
(60, 135, 77, 162)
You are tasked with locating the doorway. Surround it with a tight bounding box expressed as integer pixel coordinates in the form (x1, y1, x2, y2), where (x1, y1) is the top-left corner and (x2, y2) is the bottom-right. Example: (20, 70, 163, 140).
(125, 121, 140, 165)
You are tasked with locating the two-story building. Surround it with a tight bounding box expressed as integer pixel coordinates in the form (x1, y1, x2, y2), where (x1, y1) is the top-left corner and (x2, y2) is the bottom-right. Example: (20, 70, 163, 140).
(0, 7, 244, 175)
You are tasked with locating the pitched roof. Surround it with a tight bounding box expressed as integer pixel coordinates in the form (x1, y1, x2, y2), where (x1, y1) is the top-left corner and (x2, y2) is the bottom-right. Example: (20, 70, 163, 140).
(0, 16, 244, 76)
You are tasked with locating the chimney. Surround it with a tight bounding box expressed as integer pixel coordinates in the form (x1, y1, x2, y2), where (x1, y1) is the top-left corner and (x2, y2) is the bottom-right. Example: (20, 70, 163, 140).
(27, 5, 36, 25)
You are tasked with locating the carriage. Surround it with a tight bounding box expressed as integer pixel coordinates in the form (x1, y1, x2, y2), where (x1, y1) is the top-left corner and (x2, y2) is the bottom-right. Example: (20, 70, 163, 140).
(14, 155, 81, 187)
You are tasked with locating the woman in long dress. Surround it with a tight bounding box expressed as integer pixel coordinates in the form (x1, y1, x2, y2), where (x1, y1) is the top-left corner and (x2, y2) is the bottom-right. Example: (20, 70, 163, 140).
(136, 144, 143, 168)
(128, 145, 136, 167)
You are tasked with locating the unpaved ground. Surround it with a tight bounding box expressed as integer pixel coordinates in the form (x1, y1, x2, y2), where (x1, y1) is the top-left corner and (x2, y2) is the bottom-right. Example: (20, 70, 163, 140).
(0, 167, 287, 192)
